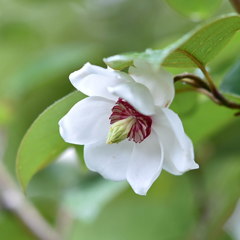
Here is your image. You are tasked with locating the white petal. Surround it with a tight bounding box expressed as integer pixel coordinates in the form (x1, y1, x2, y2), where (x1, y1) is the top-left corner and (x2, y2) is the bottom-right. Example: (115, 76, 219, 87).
(108, 82, 155, 116)
(69, 62, 132, 100)
(129, 59, 175, 107)
(84, 140, 134, 180)
(152, 107, 199, 175)
(127, 131, 163, 195)
(59, 96, 114, 145)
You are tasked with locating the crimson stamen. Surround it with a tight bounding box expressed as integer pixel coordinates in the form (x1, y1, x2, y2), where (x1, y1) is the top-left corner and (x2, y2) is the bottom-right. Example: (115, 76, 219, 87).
(109, 98, 152, 143)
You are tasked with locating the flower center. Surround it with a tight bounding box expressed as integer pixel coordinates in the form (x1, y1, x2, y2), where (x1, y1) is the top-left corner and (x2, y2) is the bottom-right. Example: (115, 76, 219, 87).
(107, 98, 152, 144)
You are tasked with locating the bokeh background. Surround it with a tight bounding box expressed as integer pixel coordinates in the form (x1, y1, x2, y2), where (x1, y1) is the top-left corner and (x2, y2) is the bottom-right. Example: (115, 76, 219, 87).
(0, 0, 240, 239)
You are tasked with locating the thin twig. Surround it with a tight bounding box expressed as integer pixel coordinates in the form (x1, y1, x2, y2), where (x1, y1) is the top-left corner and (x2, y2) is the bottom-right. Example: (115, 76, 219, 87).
(174, 49, 240, 112)
(176, 86, 222, 105)
(195, 89, 222, 105)
(174, 73, 211, 90)
(0, 162, 61, 240)
(198, 67, 240, 109)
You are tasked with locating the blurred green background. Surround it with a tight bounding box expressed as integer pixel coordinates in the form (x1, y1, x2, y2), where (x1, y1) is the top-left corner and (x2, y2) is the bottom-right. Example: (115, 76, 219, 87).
(0, 0, 240, 239)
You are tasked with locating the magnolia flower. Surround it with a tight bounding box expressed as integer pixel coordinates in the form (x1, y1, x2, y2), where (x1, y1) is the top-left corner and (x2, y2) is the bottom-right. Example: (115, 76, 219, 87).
(59, 60, 199, 195)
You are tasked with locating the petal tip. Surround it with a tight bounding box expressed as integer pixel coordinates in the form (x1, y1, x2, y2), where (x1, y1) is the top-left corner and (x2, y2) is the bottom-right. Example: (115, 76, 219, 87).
(58, 117, 74, 144)
(179, 162, 199, 174)
(192, 162, 200, 170)
(69, 70, 78, 81)
(69, 62, 91, 80)
(131, 186, 148, 196)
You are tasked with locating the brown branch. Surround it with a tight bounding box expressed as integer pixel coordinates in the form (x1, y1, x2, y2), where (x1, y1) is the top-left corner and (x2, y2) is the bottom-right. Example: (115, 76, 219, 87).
(235, 111, 240, 116)
(230, 0, 240, 13)
(0, 162, 61, 240)
(198, 68, 240, 110)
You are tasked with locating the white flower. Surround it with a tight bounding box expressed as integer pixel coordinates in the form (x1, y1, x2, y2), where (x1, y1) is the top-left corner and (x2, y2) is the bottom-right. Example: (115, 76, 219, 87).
(59, 60, 199, 195)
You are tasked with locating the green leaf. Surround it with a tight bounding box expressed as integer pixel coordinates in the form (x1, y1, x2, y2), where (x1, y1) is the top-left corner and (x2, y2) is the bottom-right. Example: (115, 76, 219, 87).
(220, 59, 240, 97)
(104, 15, 240, 70)
(16, 91, 85, 191)
(163, 14, 240, 68)
(166, 0, 222, 20)
(104, 52, 142, 70)
(104, 49, 172, 70)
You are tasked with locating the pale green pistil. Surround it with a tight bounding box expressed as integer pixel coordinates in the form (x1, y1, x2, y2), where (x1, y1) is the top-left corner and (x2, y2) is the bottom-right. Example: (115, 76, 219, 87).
(106, 117, 136, 144)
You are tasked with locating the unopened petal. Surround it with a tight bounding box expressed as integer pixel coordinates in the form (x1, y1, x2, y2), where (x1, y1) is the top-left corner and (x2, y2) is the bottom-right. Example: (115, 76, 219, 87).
(127, 131, 163, 195)
(84, 140, 134, 180)
(108, 82, 155, 116)
(129, 59, 174, 107)
(59, 96, 114, 145)
(69, 62, 132, 100)
(153, 107, 199, 175)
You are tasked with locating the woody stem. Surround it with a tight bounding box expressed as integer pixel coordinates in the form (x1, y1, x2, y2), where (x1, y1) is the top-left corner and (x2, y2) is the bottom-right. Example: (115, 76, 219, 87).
(174, 72, 240, 114)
